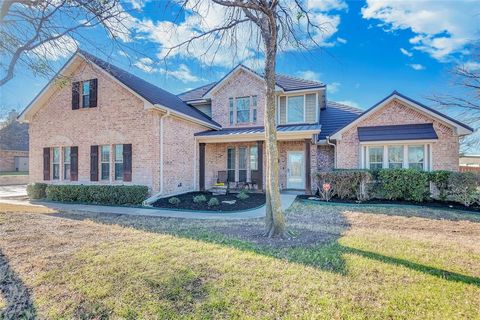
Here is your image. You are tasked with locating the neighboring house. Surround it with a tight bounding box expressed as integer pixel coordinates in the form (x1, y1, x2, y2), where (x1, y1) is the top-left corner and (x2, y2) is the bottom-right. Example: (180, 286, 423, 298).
(18, 51, 473, 197)
(0, 113, 29, 172)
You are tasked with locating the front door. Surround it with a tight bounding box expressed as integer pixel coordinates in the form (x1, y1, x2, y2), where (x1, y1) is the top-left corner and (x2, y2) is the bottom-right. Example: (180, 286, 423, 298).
(287, 151, 304, 189)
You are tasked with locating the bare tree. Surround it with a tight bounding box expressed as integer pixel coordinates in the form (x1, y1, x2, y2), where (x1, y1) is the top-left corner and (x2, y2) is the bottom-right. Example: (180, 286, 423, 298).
(0, 0, 136, 86)
(165, 0, 325, 237)
(429, 49, 479, 151)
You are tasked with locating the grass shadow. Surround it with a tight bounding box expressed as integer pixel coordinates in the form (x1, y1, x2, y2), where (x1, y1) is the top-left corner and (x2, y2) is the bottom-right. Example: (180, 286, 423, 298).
(342, 246, 480, 287)
(0, 249, 37, 319)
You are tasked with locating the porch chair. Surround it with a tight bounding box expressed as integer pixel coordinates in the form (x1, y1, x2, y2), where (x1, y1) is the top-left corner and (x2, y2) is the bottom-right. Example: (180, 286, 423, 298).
(210, 170, 229, 195)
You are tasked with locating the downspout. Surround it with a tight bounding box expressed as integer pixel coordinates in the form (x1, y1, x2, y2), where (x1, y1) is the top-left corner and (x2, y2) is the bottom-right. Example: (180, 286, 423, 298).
(326, 136, 337, 169)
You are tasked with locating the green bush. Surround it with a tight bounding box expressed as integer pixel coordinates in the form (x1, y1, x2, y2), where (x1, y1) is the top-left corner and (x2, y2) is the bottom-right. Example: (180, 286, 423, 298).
(315, 170, 373, 201)
(168, 197, 181, 205)
(448, 172, 479, 207)
(45, 185, 148, 205)
(236, 190, 250, 200)
(378, 168, 429, 202)
(429, 170, 452, 201)
(207, 197, 220, 207)
(26, 183, 48, 199)
(193, 194, 207, 203)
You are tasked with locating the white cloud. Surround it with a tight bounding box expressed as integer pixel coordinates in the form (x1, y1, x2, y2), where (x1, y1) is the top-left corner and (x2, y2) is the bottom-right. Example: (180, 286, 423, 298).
(31, 35, 77, 61)
(136, 1, 347, 67)
(463, 61, 480, 71)
(400, 48, 413, 57)
(327, 82, 341, 93)
(126, 0, 146, 10)
(337, 37, 347, 44)
(362, 0, 479, 61)
(337, 100, 360, 108)
(296, 70, 322, 81)
(408, 63, 426, 71)
(134, 58, 200, 82)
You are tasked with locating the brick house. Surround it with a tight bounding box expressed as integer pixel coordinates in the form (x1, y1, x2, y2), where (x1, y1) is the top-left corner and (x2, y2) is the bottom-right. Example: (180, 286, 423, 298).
(0, 114, 29, 172)
(18, 51, 473, 198)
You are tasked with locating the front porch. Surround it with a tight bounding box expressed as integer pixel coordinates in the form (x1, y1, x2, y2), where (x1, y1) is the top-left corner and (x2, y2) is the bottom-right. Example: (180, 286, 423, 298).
(197, 131, 318, 194)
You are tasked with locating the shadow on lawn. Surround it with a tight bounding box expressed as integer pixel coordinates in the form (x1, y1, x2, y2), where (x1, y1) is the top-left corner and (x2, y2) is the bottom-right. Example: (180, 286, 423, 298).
(0, 250, 37, 319)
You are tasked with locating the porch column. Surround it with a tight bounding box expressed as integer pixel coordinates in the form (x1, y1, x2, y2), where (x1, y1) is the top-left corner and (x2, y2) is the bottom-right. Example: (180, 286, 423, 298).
(305, 139, 312, 194)
(257, 140, 263, 191)
(199, 143, 205, 191)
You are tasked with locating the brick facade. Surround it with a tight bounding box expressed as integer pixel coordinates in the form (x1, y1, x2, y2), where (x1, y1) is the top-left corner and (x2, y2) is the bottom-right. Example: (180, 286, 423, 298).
(336, 99, 460, 171)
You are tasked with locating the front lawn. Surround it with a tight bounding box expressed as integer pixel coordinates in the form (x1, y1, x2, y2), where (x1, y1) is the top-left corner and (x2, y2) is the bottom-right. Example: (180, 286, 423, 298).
(1, 202, 479, 319)
(0, 171, 28, 176)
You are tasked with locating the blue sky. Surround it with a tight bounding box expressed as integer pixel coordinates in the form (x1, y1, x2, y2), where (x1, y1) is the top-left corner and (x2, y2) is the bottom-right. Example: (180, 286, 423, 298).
(1, 0, 479, 123)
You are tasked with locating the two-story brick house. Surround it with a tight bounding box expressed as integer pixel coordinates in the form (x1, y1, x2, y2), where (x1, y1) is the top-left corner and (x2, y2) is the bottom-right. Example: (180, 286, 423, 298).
(19, 50, 473, 199)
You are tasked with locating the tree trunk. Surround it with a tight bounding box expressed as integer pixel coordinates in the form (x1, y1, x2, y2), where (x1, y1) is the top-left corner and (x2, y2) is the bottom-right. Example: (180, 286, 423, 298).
(261, 21, 285, 237)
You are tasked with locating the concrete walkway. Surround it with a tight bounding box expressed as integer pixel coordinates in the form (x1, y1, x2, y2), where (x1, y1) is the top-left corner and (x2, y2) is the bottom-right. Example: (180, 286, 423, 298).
(0, 187, 297, 220)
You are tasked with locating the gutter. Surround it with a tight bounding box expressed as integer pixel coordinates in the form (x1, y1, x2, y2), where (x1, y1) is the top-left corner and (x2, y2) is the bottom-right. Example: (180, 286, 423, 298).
(326, 136, 337, 169)
(152, 103, 221, 130)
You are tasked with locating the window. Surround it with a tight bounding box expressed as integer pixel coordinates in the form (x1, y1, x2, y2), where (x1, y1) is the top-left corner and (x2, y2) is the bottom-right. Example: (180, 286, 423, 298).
(100, 145, 110, 180)
(408, 145, 425, 170)
(63, 147, 71, 180)
(238, 147, 247, 182)
(227, 147, 235, 182)
(236, 97, 250, 123)
(114, 144, 123, 180)
(250, 145, 258, 171)
(52, 147, 60, 180)
(368, 147, 383, 170)
(82, 81, 90, 108)
(229, 98, 234, 125)
(252, 95, 257, 123)
(388, 146, 403, 169)
(287, 95, 304, 123)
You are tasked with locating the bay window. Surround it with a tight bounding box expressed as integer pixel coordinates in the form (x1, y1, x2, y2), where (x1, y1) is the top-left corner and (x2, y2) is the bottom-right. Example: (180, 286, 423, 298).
(364, 144, 429, 170)
(287, 95, 305, 123)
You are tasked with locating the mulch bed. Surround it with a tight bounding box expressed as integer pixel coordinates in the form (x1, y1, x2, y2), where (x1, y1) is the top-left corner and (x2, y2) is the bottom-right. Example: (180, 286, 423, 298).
(152, 191, 266, 212)
(298, 195, 480, 213)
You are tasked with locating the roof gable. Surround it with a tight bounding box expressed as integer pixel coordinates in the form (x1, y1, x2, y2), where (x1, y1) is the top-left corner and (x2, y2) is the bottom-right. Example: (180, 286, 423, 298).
(330, 91, 473, 139)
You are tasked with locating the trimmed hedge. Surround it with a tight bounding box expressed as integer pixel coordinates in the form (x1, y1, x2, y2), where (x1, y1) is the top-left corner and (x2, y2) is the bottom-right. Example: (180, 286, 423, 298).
(27, 183, 48, 199)
(315, 168, 480, 206)
(45, 185, 148, 205)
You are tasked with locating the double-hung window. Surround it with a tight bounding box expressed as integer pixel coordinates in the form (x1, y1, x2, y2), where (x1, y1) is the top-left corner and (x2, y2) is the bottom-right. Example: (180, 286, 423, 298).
(82, 81, 90, 108)
(250, 145, 258, 171)
(227, 147, 236, 182)
(287, 95, 304, 123)
(101, 145, 110, 180)
(229, 98, 234, 125)
(408, 145, 425, 170)
(368, 147, 384, 170)
(238, 147, 247, 182)
(236, 97, 250, 123)
(114, 144, 123, 181)
(52, 147, 60, 180)
(388, 146, 403, 169)
(252, 95, 257, 123)
(63, 147, 71, 180)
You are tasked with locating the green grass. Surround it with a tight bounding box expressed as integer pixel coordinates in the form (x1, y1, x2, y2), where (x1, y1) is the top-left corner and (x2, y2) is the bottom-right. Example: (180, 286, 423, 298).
(1, 202, 479, 319)
(0, 171, 28, 176)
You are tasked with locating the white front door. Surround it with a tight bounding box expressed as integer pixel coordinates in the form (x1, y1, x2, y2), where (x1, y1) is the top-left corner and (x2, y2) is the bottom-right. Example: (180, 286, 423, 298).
(287, 151, 305, 189)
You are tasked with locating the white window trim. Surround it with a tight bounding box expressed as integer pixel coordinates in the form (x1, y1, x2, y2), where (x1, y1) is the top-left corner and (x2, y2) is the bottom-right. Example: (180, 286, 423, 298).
(361, 142, 432, 171)
(286, 94, 306, 124)
(100, 145, 111, 181)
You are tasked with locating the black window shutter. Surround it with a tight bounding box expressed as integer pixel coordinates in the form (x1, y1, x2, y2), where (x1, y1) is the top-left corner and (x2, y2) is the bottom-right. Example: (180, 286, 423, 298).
(90, 145, 99, 181)
(123, 144, 132, 182)
(72, 82, 80, 110)
(89, 79, 98, 108)
(43, 147, 50, 181)
(71, 146, 78, 181)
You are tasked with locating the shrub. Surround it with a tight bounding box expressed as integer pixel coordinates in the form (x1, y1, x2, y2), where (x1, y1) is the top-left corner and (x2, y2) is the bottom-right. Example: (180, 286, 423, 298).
(193, 194, 207, 203)
(168, 197, 181, 205)
(45, 185, 148, 205)
(378, 168, 429, 202)
(236, 190, 250, 200)
(207, 197, 220, 207)
(448, 172, 479, 207)
(26, 183, 48, 199)
(429, 170, 452, 201)
(315, 170, 372, 201)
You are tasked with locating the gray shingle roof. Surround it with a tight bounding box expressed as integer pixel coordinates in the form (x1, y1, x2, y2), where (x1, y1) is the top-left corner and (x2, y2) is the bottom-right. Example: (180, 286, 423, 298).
(194, 123, 321, 137)
(357, 123, 438, 142)
(79, 50, 220, 128)
(178, 65, 325, 102)
(317, 101, 363, 140)
(0, 121, 29, 151)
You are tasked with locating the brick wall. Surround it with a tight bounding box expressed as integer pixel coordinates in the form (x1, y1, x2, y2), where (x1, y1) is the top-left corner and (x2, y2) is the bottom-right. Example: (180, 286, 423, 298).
(336, 99, 460, 171)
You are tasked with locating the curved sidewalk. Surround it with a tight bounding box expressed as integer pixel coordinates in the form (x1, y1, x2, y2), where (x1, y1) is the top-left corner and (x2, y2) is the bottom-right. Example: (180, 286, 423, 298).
(1, 194, 297, 220)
